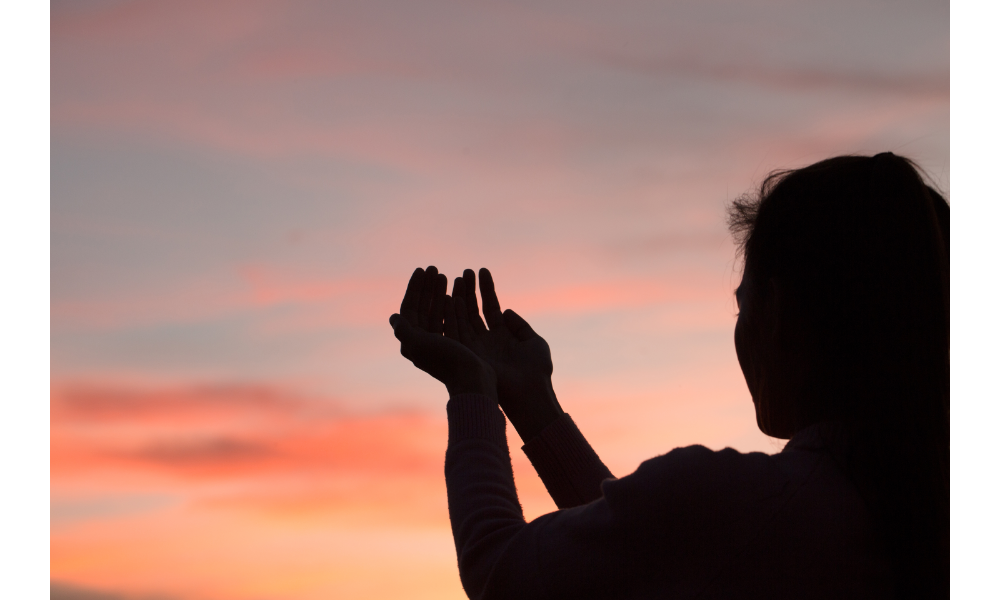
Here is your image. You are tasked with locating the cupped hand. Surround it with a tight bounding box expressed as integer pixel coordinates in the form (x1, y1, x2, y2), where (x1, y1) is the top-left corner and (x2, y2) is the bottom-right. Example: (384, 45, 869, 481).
(450, 268, 564, 442)
(390, 267, 497, 400)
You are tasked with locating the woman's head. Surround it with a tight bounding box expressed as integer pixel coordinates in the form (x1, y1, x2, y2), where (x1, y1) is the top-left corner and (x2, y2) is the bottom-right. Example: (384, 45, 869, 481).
(729, 153, 949, 439)
(729, 153, 950, 596)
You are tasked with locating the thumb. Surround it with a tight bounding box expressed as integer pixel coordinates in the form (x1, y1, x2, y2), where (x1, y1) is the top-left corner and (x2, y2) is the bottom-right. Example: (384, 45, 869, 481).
(390, 313, 416, 344)
(503, 309, 537, 341)
(391, 313, 428, 363)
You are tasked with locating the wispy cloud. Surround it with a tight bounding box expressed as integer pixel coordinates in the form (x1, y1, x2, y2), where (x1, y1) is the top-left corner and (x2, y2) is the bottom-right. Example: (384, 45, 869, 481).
(53, 383, 444, 484)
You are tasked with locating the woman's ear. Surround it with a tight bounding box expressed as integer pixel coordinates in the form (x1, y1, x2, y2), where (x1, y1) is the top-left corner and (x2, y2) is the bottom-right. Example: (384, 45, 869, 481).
(767, 277, 787, 316)
(768, 277, 808, 342)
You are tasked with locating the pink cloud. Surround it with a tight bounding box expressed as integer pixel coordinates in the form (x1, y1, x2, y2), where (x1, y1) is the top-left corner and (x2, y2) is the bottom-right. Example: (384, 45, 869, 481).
(51, 266, 399, 331)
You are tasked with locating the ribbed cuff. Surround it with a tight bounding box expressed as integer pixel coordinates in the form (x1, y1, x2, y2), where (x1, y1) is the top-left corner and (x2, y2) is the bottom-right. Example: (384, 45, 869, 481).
(521, 413, 613, 509)
(446, 393, 508, 447)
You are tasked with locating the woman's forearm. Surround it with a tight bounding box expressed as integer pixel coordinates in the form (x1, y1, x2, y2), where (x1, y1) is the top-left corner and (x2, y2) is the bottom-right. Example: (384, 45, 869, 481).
(445, 394, 526, 598)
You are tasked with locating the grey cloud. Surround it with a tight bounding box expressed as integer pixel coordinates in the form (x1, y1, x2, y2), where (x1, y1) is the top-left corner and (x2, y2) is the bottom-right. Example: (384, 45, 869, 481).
(595, 53, 947, 98)
(51, 494, 178, 524)
(127, 438, 274, 464)
(53, 383, 309, 421)
(51, 582, 179, 600)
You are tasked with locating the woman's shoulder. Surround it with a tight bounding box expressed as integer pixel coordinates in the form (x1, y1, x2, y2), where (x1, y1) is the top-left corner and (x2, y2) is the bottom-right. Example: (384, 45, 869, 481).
(615, 443, 781, 492)
(600, 426, 847, 519)
(615, 421, 849, 486)
(598, 443, 789, 528)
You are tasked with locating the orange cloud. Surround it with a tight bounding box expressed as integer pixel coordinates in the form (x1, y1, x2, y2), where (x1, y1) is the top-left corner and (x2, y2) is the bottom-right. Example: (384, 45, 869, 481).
(53, 383, 444, 482)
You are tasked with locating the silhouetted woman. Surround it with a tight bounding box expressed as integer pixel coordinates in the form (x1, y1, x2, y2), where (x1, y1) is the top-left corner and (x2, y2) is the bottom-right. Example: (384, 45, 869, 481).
(389, 152, 949, 599)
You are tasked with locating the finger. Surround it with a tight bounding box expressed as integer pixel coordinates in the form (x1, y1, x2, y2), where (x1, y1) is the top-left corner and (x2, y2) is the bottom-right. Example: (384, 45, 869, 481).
(443, 295, 460, 341)
(417, 265, 438, 330)
(463, 269, 487, 334)
(503, 309, 537, 341)
(428, 273, 447, 334)
(454, 296, 476, 345)
(400, 268, 425, 324)
(451, 276, 469, 336)
(478, 268, 503, 331)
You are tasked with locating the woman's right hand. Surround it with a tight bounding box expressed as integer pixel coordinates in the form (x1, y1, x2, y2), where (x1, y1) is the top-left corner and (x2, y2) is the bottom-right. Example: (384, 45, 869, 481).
(450, 268, 565, 443)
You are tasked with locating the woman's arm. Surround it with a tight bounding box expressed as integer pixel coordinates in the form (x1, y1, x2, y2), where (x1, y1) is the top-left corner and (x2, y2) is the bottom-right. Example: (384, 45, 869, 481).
(520, 412, 614, 508)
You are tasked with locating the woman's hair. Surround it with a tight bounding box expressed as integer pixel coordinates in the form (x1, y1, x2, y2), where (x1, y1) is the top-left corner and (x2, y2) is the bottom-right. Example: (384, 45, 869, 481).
(728, 153, 949, 596)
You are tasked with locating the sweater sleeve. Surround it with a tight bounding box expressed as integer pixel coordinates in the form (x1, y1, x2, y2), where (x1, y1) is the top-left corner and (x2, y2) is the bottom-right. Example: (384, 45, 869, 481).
(445, 393, 525, 596)
(520, 413, 615, 508)
(445, 394, 628, 600)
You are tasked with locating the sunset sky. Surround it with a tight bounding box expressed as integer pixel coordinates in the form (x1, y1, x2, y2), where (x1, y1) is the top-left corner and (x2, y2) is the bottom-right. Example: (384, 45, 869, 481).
(48, 1, 949, 598)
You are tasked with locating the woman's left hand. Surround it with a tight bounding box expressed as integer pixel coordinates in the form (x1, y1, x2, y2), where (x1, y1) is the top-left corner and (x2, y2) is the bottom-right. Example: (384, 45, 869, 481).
(390, 266, 497, 400)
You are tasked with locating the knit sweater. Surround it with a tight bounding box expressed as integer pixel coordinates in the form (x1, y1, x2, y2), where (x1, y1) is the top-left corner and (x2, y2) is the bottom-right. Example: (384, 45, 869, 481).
(444, 393, 893, 600)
